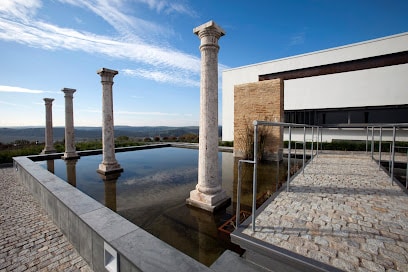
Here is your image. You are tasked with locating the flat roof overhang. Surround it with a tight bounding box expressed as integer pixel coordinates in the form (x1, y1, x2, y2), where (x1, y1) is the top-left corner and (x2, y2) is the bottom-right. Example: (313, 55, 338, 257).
(259, 51, 408, 81)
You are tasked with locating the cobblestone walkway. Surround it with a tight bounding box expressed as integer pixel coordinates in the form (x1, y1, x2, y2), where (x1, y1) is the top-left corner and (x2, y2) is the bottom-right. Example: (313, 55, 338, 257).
(243, 153, 408, 271)
(0, 167, 93, 272)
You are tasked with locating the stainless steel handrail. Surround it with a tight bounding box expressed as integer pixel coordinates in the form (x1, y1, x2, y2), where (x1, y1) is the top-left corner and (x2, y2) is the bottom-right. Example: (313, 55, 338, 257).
(394, 146, 408, 189)
(367, 124, 408, 184)
(236, 159, 255, 229)
(235, 121, 321, 232)
(236, 123, 407, 232)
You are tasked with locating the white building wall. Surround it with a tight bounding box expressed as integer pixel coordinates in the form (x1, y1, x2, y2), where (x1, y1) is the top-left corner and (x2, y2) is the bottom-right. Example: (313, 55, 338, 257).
(222, 32, 408, 141)
(285, 63, 408, 110)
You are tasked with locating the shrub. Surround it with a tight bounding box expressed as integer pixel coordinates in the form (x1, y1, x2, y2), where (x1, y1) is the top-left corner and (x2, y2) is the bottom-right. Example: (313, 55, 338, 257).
(0, 144, 44, 164)
(219, 141, 233, 147)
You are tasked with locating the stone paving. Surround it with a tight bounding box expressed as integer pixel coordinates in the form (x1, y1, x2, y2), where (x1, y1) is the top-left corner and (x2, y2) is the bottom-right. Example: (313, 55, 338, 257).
(0, 167, 93, 272)
(242, 152, 408, 272)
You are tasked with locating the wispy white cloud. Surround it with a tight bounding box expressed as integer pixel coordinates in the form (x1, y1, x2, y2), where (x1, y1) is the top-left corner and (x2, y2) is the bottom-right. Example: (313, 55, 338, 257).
(0, 85, 54, 94)
(0, 0, 210, 86)
(0, 100, 18, 106)
(117, 110, 180, 116)
(122, 68, 200, 87)
(0, 0, 41, 22)
(58, 0, 167, 38)
(289, 32, 306, 46)
(79, 108, 101, 113)
(123, 166, 196, 186)
(0, 17, 200, 71)
(74, 17, 82, 24)
(137, 0, 197, 17)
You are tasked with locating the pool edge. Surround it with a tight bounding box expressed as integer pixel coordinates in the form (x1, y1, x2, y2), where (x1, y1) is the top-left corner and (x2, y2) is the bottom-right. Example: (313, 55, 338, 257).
(13, 154, 212, 271)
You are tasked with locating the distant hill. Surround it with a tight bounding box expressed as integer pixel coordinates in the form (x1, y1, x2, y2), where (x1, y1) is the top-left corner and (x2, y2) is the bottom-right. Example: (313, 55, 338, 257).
(0, 126, 222, 144)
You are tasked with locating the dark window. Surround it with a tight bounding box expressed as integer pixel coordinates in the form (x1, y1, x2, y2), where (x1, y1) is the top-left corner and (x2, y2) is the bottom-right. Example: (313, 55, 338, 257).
(364, 112, 369, 123)
(284, 105, 408, 126)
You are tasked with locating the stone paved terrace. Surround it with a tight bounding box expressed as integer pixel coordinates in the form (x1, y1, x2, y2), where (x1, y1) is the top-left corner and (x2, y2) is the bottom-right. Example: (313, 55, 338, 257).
(0, 167, 93, 272)
(234, 152, 408, 272)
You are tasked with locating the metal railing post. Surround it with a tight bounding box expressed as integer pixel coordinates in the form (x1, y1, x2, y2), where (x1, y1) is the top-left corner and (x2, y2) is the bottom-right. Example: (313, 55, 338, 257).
(236, 161, 243, 229)
(294, 142, 297, 166)
(235, 159, 254, 229)
(391, 126, 396, 185)
(406, 149, 408, 189)
(371, 126, 374, 159)
(320, 127, 323, 151)
(252, 122, 258, 232)
(316, 126, 319, 156)
(389, 143, 392, 174)
(276, 156, 279, 191)
(303, 126, 306, 175)
(287, 126, 292, 192)
(311, 126, 314, 162)
(379, 127, 382, 170)
(366, 126, 369, 153)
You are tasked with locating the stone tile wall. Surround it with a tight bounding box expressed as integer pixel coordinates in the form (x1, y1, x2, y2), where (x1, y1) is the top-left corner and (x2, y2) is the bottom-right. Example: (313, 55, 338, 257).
(234, 79, 284, 161)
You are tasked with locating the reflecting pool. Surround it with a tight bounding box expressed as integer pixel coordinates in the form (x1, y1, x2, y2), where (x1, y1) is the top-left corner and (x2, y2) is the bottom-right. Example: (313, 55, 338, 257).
(36, 146, 293, 266)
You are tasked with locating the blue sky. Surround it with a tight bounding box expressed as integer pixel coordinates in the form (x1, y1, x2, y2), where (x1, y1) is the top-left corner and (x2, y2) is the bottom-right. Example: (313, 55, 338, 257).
(0, 0, 407, 127)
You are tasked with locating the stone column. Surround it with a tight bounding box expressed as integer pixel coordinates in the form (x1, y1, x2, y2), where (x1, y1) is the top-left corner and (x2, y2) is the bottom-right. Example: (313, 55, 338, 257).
(97, 68, 122, 174)
(187, 21, 230, 212)
(41, 98, 56, 154)
(62, 88, 79, 159)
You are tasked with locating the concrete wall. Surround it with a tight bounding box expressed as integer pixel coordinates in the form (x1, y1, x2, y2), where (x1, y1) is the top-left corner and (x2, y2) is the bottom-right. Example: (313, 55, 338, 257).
(13, 156, 211, 272)
(234, 79, 284, 160)
(222, 32, 408, 141)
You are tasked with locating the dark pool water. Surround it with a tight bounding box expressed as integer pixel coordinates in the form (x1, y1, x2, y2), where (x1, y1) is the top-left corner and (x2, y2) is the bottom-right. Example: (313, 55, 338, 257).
(37, 146, 293, 266)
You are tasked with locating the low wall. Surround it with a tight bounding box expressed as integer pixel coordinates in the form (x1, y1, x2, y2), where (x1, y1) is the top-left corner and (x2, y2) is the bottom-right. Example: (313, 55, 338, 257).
(13, 154, 211, 272)
(234, 79, 284, 161)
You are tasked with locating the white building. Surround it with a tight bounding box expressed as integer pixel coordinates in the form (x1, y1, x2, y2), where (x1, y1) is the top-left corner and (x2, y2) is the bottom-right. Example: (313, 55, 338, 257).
(222, 32, 408, 142)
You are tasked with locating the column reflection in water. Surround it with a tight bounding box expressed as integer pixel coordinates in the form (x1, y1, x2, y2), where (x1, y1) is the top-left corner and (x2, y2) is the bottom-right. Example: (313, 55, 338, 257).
(65, 159, 78, 187)
(46, 160, 55, 174)
(221, 152, 234, 215)
(188, 207, 220, 265)
(98, 172, 121, 212)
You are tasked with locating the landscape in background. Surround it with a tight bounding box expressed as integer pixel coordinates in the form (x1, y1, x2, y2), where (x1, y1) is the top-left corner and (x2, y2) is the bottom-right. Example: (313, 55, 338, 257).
(0, 126, 223, 144)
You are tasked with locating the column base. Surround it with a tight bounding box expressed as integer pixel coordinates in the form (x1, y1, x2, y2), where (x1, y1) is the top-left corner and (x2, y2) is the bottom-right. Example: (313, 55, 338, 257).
(186, 189, 231, 213)
(97, 162, 123, 175)
(41, 149, 57, 154)
(61, 152, 80, 160)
